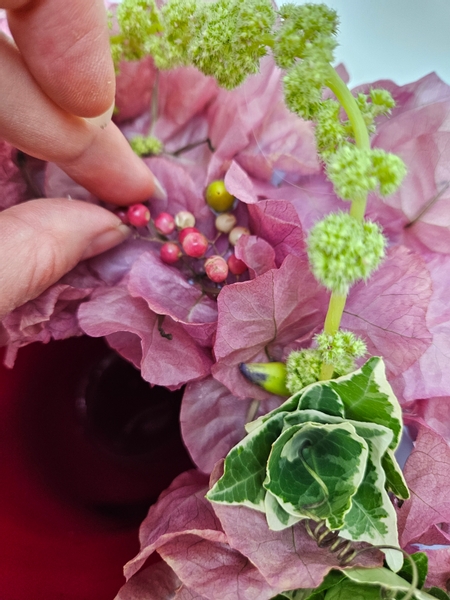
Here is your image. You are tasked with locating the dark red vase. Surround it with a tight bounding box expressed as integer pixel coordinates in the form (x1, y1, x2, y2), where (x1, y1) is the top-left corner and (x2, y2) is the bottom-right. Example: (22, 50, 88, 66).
(0, 336, 192, 600)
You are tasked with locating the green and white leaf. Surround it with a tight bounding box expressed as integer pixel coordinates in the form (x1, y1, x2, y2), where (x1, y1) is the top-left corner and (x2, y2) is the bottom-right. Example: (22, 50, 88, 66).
(328, 357, 403, 450)
(279, 570, 346, 599)
(264, 489, 303, 531)
(207, 411, 287, 509)
(383, 448, 410, 499)
(297, 385, 345, 418)
(324, 578, 384, 600)
(338, 421, 401, 571)
(264, 422, 369, 529)
(397, 552, 428, 590)
(344, 567, 442, 600)
(245, 392, 302, 434)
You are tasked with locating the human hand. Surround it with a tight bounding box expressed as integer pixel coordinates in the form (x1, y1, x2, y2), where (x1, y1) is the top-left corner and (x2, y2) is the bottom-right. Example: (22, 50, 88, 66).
(0, 0, 161, 318)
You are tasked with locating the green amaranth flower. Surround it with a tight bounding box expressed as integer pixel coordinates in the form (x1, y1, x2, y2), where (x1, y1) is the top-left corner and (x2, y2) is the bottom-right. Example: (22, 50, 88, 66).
(307, 211, 386, 294)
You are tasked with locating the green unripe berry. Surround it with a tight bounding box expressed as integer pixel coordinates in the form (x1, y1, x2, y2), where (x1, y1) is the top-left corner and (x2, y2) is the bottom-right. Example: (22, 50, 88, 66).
(206, 180, 235, 212)
(307, 212, 386, 294)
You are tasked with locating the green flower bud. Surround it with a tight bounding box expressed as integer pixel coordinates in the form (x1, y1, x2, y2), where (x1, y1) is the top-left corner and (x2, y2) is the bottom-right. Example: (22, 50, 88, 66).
(371, 149, 407, 196)
(148, 0, 200, 70)
(274, 3, 338, 70)
(315, 330, 366, 373)
(369, 88, 396, 115)
(129, 135, 164, 157)
(285, 349, 322, 394)
(188, 0, 275, 89)
(326, 144, 378, 201)
(315, 99, 346, 158)
(307, 212, 386, 294)
(114, 0, 163, 62)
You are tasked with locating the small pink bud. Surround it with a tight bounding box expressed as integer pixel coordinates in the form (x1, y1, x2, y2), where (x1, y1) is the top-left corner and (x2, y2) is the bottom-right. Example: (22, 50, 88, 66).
(127, 203, 151, 227)
(154, 212, 175, 235)
(182, 231, 208, 258)
(160, 242, 181, 264)
(178, 226, 199, 244)
(228, 226, 250, 246)
(175, 210, 196, 229)
(205, 255, 229, 283)
(215, 213, 237, 234)
(227, 253, 247, 275)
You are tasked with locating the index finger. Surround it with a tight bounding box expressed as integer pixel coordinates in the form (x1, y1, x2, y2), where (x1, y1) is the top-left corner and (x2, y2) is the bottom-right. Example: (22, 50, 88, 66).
(4, 0, 115, 118)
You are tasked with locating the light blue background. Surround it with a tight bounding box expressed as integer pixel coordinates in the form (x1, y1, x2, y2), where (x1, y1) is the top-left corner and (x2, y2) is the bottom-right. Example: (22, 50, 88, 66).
(290, 0, 450, 86)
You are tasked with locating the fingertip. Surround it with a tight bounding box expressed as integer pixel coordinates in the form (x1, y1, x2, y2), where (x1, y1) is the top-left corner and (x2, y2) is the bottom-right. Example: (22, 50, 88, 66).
(0, 199, 132, 318)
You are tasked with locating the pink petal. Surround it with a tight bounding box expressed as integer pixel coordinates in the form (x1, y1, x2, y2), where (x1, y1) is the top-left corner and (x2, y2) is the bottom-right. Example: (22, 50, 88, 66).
(212, 254, 327, 399)
(343, 246, 432, 378)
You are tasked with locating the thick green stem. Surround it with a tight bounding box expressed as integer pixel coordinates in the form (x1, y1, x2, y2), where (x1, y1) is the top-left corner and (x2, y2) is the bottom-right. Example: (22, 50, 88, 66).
(318, 66, 371, 380)
(319, 293, 346, 380)
(324, 64, 370, 152)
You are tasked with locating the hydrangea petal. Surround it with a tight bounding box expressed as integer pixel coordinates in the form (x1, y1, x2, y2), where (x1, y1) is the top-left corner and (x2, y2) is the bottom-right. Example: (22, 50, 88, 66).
(212, 254, 327, 399)
(78, 287, 212, 388)
(128, 251, 217, 325)
(123, 470, 277, 600)
(180, 377, 282, 474)
(212, 499, 382, 591)
(399, 253, 450, 400)
(342, 246, 432, 378)
(396, 422, 450, 547)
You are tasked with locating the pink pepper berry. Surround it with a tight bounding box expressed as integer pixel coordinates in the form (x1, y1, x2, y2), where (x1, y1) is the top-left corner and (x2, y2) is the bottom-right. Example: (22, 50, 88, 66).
(228, 226, 250, 246)
(154, 212, 175, 235)
(178, 226, 199, 244)
(205, 255, 229, 283)
(175, 210, 196, 229)
(227, 253, 247, 275)
(127, 203, 151, 227)
(160, 242, 181, 264)
(182, 231, 208, 258)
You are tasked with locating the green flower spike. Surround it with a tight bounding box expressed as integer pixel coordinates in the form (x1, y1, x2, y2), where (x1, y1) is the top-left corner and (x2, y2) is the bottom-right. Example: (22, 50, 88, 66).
(112, 0, 163, 62)
(307, 212, 386, 294)
(149, 0, 275, 88)
(276, 3, 338, 120)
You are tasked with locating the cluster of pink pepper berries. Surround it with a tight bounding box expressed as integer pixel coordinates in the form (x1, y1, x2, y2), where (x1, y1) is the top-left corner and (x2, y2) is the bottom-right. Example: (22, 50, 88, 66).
(115, 181, 249, 285)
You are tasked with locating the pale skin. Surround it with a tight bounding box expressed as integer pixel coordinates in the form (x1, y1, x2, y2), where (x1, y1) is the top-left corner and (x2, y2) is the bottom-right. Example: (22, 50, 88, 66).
(0, 0, 160, 318)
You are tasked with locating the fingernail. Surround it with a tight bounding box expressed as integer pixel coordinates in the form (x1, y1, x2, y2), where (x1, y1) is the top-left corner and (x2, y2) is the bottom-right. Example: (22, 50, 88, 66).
(152, 176, 167, 200)
(81, 223, 131, 260)
(85, 101, 116, 129)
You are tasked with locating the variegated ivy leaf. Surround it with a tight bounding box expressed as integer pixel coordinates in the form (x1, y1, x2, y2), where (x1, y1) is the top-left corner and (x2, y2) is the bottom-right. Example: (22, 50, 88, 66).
(328, 356, 403, 450)
(343, 567, 441, 600)
(297, 385, 345, 417)
(263, 422, 369, 530)
(209, 357, 407, 567)
(337, 421, 402, 572)
(207, 412, 287, 509)
(382, 448, 410, 500)
(264, 489, 303, 531)
(281, 409, 403, 569)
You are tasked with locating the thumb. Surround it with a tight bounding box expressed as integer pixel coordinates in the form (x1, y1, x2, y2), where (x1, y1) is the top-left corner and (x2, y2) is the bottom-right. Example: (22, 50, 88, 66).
(0, 198, 130, 318)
